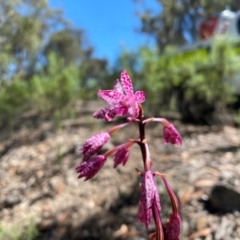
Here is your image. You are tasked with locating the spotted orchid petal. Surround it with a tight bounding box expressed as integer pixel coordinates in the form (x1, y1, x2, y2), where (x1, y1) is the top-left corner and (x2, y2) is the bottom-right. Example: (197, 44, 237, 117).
(104, 107, 119, 122)
(93, 108, 107, 120)
(135, 91, 146, 103)
(138, 197, 152, 229)
(93, 104, 128, 122)
(80, 132, 110, 161)
(120, 70, 134, 96)
(163, 124, 182, 146)
(97, 90, 125, 105)
(76, 155, 107, 181)
(165, 213, 181, 240)
(138, 171, 161, 229)
(113, 147, 130, 168)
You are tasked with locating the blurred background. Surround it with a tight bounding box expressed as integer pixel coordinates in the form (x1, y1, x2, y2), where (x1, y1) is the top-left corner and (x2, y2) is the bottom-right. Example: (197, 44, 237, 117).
(0, 0, 240, 239)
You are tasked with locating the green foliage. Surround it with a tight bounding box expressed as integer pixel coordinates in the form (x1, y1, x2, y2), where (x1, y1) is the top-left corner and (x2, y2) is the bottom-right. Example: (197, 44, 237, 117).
(0, 0, 66, 79)
(0, 221, 38, 240)
(0, 53, 94, 126)
(44, 28, 93, 66)
(79, 57, 109, 96)
(0, 0, 110, 128)
(140, 39, 240, 121)
(30, 53, 80, 112)
(0, 78, 30, 124)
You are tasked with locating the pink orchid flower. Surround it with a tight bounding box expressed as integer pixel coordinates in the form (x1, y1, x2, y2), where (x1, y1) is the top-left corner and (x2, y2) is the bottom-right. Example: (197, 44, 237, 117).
(113, 146, 130, 168)
(138, 171, 161, 229)
(93, 70, 146, 121)
(76, 155, 107, 181)
(163, 124, 182, 146)
(80, 132, 110, 161)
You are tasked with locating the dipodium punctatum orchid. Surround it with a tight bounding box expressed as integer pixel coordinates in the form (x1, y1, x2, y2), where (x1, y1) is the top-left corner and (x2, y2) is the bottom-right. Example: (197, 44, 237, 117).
(93, 70, 146, 121)
(76, 70, 182, 240)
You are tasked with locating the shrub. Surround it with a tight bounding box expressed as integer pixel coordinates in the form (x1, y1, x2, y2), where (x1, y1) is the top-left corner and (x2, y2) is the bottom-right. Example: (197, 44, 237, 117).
(140, 39, 240, 123)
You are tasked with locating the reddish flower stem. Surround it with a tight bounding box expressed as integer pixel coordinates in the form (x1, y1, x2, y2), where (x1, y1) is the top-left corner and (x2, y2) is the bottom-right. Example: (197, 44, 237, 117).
(137, 104, 149, 171)
(108, 121, 132, 134)
(152, 204, 164, 240)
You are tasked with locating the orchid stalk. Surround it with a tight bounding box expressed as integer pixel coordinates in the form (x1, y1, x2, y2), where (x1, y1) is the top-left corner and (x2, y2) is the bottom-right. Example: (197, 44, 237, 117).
(76, 70, 182, 240)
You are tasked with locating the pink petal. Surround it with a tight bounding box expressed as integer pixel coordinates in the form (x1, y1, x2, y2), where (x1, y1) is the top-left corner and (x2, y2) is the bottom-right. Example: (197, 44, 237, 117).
(113, 147, 130, 168)
(163, 124, 182, 146)
(142, 171, 156, 209)
(120, 70, 134, 96)
(76, 155, 107, 180)
(114, 79, 123, 93)
(138, 198, 152, 229)
(138, 172, 161, 229)
(104, 107, 118, 122)
(80, 132, 110, 161)
(104, 104, 129, 121)
(135, 91, 146, 103)
(93, 108, 107, 119)
(98, 90, 125, 105)
(116, 105, 129, 116)
(93, 107, 117, 122)
(165, 213, 181, 240)
(93, 104, 129, 122)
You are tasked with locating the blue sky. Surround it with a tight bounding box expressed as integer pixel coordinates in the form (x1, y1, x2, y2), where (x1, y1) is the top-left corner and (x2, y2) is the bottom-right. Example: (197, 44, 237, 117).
(49, 0, 161, 64)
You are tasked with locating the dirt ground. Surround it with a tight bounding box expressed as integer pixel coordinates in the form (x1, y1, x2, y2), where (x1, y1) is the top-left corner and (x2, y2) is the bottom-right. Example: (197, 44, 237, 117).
(1, 102, 240, 240)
